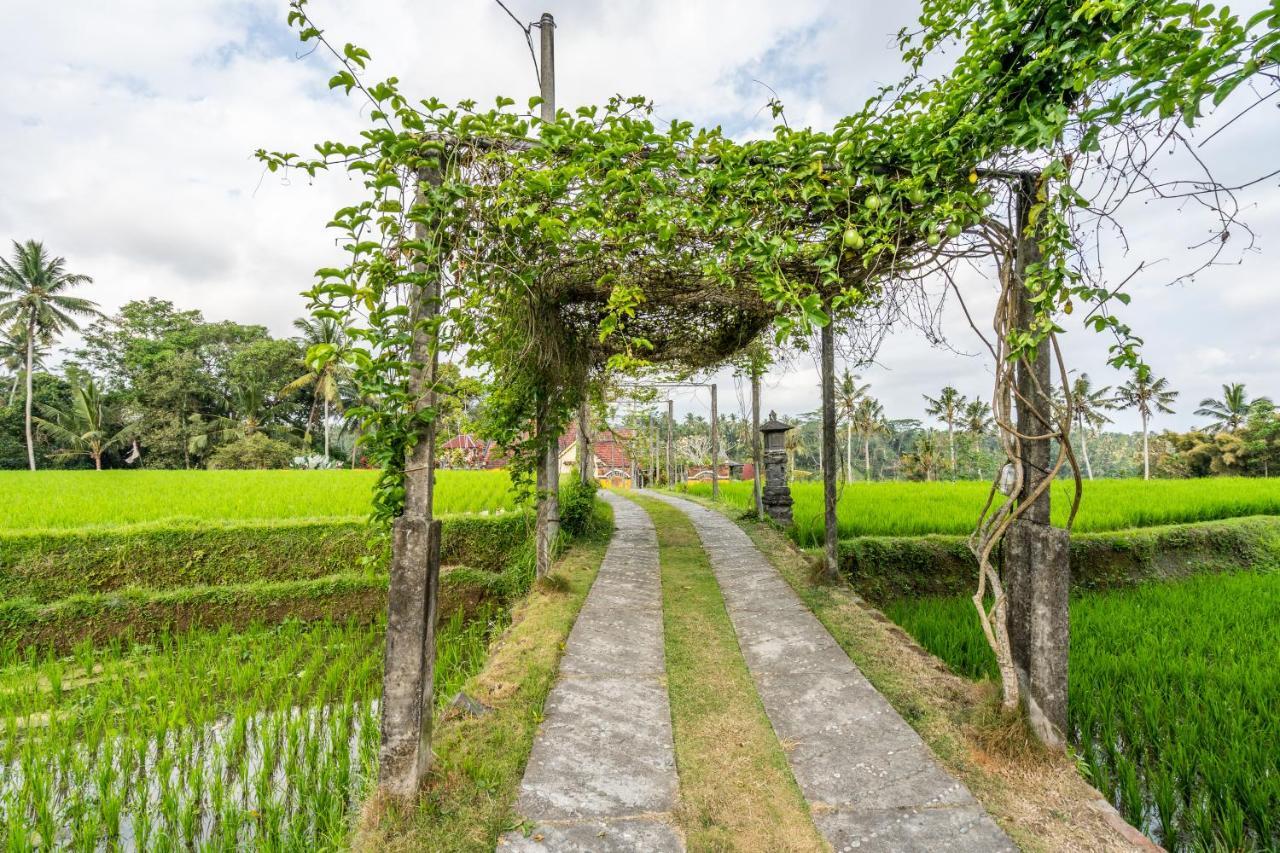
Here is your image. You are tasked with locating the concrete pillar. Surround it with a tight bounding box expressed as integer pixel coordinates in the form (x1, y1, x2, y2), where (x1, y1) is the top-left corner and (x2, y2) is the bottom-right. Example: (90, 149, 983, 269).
(1004, 171, 1069, 748)
(379, 517, 442, 797)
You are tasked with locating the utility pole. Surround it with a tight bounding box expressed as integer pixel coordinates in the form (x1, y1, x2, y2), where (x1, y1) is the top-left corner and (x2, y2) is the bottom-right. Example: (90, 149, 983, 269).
(539, 12, 555, 124)
(666, 398, 674, 487)
(534, 12, 559, 575)
(710, 383, 720, 500)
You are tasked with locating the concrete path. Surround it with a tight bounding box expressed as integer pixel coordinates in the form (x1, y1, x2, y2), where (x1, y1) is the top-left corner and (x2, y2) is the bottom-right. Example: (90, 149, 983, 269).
(498, 491, 684, 852)
(642, 491, 1015, 853)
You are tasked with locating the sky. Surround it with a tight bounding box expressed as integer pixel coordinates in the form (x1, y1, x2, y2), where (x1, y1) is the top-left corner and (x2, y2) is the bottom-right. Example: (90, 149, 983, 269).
(1, 0, 1276, 433)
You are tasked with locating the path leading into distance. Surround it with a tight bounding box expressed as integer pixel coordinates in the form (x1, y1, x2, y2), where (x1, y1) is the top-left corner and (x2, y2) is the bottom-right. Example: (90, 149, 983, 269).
(498, 490, 684, 852)
(500, 489, 1014, 852)
(641, 490, 1014, 852)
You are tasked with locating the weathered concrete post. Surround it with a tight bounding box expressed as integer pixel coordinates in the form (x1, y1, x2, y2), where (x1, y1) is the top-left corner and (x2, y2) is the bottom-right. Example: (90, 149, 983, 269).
(818, 314, 839, 582)
(378, 165, 444, 798)
(760, 412, 794, 526)
(752, 373, 764, 520)
(533, 12, 559, 579)
(710, 383, 720, 500)
(576, 399, 592, 486)
(666, 398, 674, 486)
(1004, 171, 1069, 748)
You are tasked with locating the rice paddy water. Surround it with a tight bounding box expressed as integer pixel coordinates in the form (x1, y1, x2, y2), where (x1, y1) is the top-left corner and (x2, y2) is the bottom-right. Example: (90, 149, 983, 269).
(0, 609, 500, 849)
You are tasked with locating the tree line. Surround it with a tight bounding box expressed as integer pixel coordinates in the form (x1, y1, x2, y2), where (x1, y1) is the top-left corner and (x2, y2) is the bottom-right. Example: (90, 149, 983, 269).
(616, 368, 1279, 484)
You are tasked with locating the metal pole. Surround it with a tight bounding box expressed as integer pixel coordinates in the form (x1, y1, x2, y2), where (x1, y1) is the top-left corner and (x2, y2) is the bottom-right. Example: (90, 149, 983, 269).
(710, 383, 720, 501)
(539, 13, 556, 123)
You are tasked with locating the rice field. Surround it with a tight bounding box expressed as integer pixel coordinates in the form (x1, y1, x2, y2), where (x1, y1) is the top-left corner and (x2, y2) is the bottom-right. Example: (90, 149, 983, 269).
(883, 570, 1280, 851)
(0, 609, 500, 849)
(686, 477, 1280, 543)
(0, 469, 520, 533)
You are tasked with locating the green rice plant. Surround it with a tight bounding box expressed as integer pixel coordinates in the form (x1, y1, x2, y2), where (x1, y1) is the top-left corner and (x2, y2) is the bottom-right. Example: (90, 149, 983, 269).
(686, 477, 1280, 542)
(0, 600, 509, 848)
(882, 569, 1280, 851)
(0, 468, 522, 532)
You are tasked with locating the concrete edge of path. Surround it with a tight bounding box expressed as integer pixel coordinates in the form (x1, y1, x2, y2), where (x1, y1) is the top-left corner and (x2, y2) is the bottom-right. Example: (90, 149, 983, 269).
(640, 490, 1016, 853)
(497, 491, 684, 852)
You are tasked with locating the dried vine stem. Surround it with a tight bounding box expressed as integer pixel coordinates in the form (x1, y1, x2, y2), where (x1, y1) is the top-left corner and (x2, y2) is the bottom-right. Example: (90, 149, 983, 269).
(957, 214, 1083, 714)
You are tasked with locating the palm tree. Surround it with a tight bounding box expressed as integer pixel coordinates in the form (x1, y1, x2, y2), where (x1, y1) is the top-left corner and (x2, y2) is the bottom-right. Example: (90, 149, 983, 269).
(902, 431, 941, 481)
(1063, 372, 1114, 480)
(1116, 367, 1178, 480)
(962, 398, 993, 478)
(923, 386, 967, 476)
(189, 381, 293, 460)
(0, 323, 51, 407)
(284, 316, 349, 462)
(1195, 383, 1270, 433)
(836, 369, 870, 483)
(34, 376, 135, 470)
(0, 241, 100, 470)
(849, 396, 886, 481)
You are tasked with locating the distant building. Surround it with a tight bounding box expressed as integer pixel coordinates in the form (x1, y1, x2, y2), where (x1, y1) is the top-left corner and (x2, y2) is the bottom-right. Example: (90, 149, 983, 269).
(687, 461, 754, 481)
(439, 434, 505, 469)
(558, 425, 638, 488)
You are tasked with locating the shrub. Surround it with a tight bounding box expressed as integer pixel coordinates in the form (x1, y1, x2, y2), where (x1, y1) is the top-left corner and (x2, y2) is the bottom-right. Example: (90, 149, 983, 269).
(559, 478, 599, 537)
(206, 433, 297, 470)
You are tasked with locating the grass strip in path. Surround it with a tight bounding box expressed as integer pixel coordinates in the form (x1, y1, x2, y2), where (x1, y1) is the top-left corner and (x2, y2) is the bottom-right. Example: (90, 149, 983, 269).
(676, 494, 1153, 853)
(352, 503, 613, 852)
(631, 494, 824, 852)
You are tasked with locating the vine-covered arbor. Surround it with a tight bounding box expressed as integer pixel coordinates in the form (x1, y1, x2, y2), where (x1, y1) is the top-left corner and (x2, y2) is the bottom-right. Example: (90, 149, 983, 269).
(261, 0, 1280, 798)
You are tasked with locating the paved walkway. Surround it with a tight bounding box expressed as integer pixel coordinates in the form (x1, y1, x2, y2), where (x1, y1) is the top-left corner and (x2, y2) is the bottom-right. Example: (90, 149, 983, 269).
(642, 491, 1014, 853)
(498, 491, 684, 852)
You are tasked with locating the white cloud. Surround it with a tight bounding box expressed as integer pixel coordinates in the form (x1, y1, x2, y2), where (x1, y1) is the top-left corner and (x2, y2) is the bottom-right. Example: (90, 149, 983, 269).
(1, 0, 1276, 433)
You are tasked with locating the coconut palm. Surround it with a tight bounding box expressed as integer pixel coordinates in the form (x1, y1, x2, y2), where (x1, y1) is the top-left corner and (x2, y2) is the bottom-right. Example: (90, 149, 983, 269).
(901, 431, 942, 481)
(1116, 367, 1178, 480)
(188, 381, 294, 460)
(0, 323, 51, 407)
(284, 316, 349, 462)
(836, 369, 870, 483)
(1195, 383, 1270, 433)
(849, 396, 886, 481)
(34, 376, 135, 470)
(923, 386, 967, 476)
(1063, 372, 1114, 480)
(0, 241, 100, 469)
(961, 398, 993, 478)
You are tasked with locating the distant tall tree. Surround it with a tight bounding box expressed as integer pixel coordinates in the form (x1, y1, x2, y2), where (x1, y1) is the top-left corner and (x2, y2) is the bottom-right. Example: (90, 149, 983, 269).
(1063, 372, 1114, 480)
(1195, 383, 1270, 433)
(836, 369, 870, 483)
(849, 396, 885, 481)
(923, 386, 966, 475)
(901, 430, 941, 481)
(34, 375, 134, 470)
(1117, 367, 1179, 480)
(284, 316, 349, 462)
(0, 241, 100, 470)
(1, 323, 51, 407)
(962, 398, 993, 478)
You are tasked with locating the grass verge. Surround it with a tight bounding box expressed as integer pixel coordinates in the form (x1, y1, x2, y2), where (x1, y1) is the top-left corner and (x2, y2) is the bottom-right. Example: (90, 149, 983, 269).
(674, 493, 1149, 853)
(351, 501, 613, 852)
(630, 494, 823, 852)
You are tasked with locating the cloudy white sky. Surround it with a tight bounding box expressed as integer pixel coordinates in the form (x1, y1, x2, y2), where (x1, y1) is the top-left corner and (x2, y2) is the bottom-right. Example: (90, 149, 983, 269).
(2, 0, 1276, 432)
